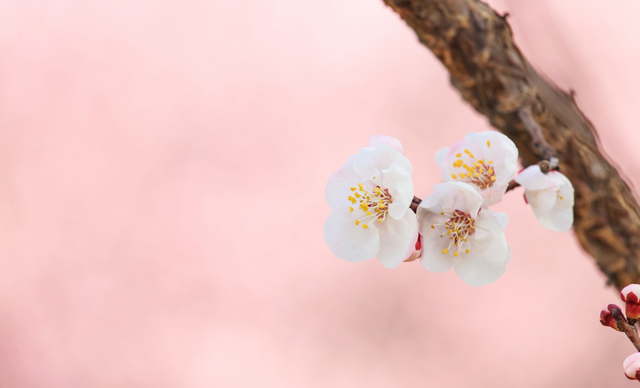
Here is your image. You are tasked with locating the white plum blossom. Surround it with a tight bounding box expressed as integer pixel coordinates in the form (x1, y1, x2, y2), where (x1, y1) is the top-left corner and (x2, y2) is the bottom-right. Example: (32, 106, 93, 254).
(514, 165, 574, 232)
(324, 135, 418, 269)
(417, 182, 511, 286)
(436, 131, 518, 207)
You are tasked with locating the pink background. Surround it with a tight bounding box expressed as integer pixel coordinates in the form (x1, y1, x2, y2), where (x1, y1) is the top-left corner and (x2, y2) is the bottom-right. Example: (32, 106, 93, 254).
(0, 0, 639, 386)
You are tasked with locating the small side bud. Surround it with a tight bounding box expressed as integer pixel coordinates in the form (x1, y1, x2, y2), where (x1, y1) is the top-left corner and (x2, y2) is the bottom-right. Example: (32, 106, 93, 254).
(601, 304, 624, 331)
(624, 353, 640, 380)
(538, 160, 550, 173)
(621, 284, 640, 324)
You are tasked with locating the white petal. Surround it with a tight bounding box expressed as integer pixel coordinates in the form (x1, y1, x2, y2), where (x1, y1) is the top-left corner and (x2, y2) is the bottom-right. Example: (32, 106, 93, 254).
(480, 185, 508, 207)
(375, 210, 419, 269)
(454, 245, 510, 286)
(368, 135, 404, 153)
(436, 182, 483, 218)
(524, 171, 574, 232)
(526, 187, 557, 213)
(323, 207, 379, 262)
(455, 211, 511, 286)
(435, 146, 449, 165)
(325, 154, 361, 210)
(550, 172, 575, 208)
(420, 229, 455, 273)
(417, 183, 483, 229)
(492, 211, 509, 231)
(515, 165, 555, 191)
(382, 163, 414, 219)
(537, 205, 573, 232)
(354, 144, 412, 178)
(468, 210, 506, 258)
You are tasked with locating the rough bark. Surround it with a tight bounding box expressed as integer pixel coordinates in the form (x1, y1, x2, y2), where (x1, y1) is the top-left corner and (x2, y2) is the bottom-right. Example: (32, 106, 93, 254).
(382, 0, 640, 290)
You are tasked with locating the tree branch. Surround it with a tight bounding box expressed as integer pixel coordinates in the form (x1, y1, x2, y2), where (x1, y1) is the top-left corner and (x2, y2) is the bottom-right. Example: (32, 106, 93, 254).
(382, 0, 640, 290)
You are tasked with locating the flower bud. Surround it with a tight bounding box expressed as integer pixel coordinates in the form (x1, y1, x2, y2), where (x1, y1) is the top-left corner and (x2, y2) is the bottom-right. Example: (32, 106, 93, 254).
(621, 284, 640, 323)
(601, 304, 623, 331)
(624, 353, 640, 380)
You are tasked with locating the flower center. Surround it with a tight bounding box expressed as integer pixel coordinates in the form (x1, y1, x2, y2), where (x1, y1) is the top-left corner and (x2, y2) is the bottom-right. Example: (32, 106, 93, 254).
(347, 181, 393, 229)
(430, 209, 476, 257)
(450, 148, 496, 189)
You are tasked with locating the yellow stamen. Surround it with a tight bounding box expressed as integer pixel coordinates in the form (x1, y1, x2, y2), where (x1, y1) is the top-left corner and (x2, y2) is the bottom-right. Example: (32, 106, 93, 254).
(442, 249, 448, 254)
(378, 218, 382, 223)
(465, 249, 470, 254)
(431, 225, 435, 229)
(491, 176, 496, 181)
(459, 173, 466, 178)
(487, 140, 490, 147)
(355, 220, 360, 225)
(456, 153, 461, 157)
(366, 212, 372, 216)
(488, 169, 494, 174)
(453, 252, 459, 257)
(349, 206, 353, 212)
(350, 187, 357, 191)
(362, 224, 368, 229)
(559, 195, 564, 200)
(354, 192, 361, 198)
(488, 160, 493, 164)
(452, 174, 457, 180)
(441, 212, 444, 215)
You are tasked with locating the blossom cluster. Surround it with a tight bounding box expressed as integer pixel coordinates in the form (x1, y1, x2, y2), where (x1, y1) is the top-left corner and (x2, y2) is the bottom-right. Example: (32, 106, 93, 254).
(324, 132, 575, 286)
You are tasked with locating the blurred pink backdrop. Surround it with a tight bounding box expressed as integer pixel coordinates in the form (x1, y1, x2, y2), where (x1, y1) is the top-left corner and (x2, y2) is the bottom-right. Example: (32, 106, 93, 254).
(0, 0, 639, 386)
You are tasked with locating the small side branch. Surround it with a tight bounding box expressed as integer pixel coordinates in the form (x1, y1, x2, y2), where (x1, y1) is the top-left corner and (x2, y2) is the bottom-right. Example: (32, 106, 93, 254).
(518, 105, 558, 168)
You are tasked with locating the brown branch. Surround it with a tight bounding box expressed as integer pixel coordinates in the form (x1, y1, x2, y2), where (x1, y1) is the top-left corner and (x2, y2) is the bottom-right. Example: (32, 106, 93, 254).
(382, 0, 640, 290)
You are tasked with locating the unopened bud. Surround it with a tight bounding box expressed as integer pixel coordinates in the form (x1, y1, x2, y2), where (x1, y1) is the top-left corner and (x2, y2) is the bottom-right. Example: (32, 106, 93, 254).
(621, 284, 640, 323)
(601, 304, 624, 331)
(624, 353, 640, 380)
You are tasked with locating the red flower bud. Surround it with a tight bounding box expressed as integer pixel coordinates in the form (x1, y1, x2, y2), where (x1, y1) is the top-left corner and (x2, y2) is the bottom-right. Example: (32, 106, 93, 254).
(621, 284, 640, 323)
(601, 304, 623, 331)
